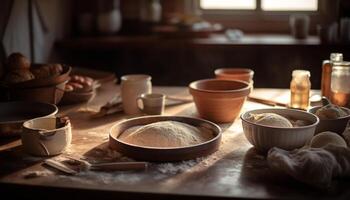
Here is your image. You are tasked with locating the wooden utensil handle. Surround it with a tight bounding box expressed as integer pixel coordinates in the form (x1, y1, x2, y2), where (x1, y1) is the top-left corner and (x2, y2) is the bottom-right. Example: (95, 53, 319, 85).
(91, 162, 148, 171)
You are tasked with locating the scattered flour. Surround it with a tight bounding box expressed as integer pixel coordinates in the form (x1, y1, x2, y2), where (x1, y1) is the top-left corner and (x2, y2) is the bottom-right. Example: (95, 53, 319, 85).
(156, 158, 204, 174)
(119, 121, 213, 148)
(23, 170, 53, 179)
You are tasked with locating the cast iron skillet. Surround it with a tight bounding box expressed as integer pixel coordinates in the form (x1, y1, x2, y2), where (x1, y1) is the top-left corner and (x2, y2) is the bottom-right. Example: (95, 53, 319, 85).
(0, 101, 58, 137)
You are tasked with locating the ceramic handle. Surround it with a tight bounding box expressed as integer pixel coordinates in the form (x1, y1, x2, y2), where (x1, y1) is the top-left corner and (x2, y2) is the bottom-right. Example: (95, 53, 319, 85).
(38, 130, 57, 140)
(136, 97, 144, 112)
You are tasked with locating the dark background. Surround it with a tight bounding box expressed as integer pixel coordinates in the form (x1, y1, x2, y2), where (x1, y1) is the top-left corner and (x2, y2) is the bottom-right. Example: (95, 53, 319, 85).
(1, 0, 350, 88)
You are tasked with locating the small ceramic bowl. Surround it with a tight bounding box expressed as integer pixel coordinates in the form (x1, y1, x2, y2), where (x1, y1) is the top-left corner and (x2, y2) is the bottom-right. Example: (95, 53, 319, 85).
(22, 117, 71, 156)
(308, 106, 350, 134)
(214, 68, 254, 83)
(241, 108, 319, 152)
(189, 79, 251, 123)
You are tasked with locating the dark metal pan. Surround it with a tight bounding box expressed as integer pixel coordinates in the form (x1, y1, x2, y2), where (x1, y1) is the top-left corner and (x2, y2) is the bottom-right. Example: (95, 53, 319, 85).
(0, 101, 58, 137)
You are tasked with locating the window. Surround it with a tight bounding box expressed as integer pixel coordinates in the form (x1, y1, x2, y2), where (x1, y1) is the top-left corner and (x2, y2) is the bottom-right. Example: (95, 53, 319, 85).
(196, 0, 334, 33)
(200, 0, 256, 10)
(200, 0, 318, 11)
(261, 0, 318, 11)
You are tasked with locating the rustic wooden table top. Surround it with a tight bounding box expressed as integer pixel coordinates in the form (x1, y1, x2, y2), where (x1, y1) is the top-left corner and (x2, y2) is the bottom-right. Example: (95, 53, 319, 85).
(0, 81, 349, 200)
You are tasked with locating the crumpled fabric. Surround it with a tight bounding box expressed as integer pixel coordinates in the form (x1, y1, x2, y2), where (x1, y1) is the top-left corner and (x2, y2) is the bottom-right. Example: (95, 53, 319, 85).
(267, 145, 350, 188)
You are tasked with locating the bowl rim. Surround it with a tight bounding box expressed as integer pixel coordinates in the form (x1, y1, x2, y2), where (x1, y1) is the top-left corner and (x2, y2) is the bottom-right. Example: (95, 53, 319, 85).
(23, 116, 71, 133)
(189, 79, 251, 94)
(109, 115, 222, 150)
(214, 68, 254, 76)
(240, 108, 319, 130)
(308, 106, 350, 121)
(0, 101, 58, 125)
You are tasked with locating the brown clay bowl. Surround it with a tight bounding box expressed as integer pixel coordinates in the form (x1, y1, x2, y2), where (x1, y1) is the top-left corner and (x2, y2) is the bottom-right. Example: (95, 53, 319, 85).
(189, 79, 251, 123)
(214, 68, 254, 83)
(109, 115, 222, 162)
(6, 64, 71, 88)
(6, 81, 67, 104)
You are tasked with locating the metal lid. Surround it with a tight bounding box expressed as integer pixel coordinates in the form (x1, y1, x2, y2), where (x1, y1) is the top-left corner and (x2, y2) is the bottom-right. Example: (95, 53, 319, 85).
(330, 53, 343, 62)
(292, 70, 311, 77)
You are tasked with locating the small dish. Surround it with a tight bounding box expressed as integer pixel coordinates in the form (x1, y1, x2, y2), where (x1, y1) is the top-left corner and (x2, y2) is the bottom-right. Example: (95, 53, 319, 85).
(189, 79, 251, 123)
(60, 90, 95, 105)
(109, 115, 221, 162)
(241, 108, 319, 152)
(22, 117, 71, 156)
(308, 106, 350, 134)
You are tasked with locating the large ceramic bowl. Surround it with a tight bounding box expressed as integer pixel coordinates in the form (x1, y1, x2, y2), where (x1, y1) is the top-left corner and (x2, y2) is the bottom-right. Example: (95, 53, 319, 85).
(308, 106, 350, 134)
(189, 79, 251, 123)
(241, 108, 319, 152)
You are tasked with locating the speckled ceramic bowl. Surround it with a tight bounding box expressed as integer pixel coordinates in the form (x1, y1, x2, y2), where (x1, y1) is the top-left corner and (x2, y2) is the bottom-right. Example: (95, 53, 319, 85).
(241, 108, 319, 152)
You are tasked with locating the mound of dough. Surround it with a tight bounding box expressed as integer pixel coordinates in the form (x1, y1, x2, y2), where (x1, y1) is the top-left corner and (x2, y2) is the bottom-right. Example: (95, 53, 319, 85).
(310, 131, 347, 148)
(247, 113, 293, 128)
(315, 104, 348, 120)
(120, 121, 210, 148)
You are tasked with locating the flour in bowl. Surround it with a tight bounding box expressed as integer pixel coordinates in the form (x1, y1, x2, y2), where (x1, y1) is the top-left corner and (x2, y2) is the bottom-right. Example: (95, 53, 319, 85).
(119, 121, 213, 148)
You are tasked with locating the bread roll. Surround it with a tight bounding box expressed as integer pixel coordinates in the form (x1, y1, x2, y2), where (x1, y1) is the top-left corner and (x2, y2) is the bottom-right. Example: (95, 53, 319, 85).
(6, 53, 30, 70)
(310, 131, 347, 148)
(4, 70, 35, 83)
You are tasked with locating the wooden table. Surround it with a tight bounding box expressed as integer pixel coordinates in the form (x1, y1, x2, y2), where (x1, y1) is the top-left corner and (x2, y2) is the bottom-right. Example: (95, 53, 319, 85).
(0, 81, 349, 200)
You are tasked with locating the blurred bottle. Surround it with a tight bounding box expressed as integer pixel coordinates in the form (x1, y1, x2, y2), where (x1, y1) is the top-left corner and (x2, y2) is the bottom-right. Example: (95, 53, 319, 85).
(321, 53, 343, 99)
(140, 0, 162, 23)
(97, 0, 122, 35)
(290, 70, 311, 110)
(330, 61, 350, 108)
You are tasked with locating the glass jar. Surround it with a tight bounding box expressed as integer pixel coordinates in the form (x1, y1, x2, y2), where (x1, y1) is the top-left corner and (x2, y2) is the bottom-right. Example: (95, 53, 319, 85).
(290, 70, 311, 110)
(330, 61, 350, 108)
(321, 53, 343, 99)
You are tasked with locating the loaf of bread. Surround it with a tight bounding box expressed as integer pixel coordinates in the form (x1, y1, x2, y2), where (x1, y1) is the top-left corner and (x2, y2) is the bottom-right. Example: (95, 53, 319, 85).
(4, 69, 35, 83)
(31, 64, 63, 79)
(6, 53, 30, 70)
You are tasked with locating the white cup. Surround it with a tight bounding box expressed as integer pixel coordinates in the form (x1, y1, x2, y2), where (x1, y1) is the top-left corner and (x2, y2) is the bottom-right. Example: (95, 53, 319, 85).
(121, 74, 152, 115)
(137, 93, 166, 115)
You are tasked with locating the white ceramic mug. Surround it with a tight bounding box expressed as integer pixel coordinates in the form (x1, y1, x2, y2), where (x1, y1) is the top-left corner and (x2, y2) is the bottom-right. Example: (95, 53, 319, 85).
(137, 93, 166, 115)
(121, 74, 152, 115)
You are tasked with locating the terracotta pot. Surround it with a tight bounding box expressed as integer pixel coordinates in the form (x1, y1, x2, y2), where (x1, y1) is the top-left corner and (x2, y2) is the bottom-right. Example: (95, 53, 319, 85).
(214, 68, 254, 83)
(8, 80, 67, 105)
(189, 79, 251, 123)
